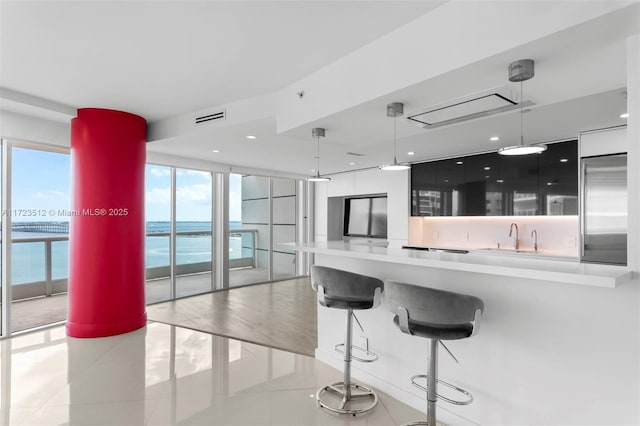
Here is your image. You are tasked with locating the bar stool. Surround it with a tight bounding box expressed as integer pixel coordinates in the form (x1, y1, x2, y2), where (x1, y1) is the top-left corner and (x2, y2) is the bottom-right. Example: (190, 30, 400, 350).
(384, 282, 484, 426)
(310, 265, 384, 416)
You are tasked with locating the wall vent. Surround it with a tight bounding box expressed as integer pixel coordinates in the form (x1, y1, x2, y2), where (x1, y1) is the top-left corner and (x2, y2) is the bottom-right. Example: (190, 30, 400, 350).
(407, 86, 531, 129)
(194, 109, 226, 125)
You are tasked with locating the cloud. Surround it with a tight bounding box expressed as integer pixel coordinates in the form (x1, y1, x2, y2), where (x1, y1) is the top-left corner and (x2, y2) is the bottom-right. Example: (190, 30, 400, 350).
(147, 184, 212, 205)
(146, 187, 170, 204)
(33, 190, 68, 200)
(149, 167, 171, 177)
(177, 184, 211, 202)
(185, 170, 212, 181)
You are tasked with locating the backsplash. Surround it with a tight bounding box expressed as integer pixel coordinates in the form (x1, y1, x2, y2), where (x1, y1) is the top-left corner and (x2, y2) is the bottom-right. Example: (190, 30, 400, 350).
(408, 215, 579, 257)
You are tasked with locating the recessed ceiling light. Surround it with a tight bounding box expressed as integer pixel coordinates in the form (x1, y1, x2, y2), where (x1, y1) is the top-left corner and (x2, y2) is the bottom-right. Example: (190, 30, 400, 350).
(620, 113, 629, 118)
(212, 149, 220, 153)
(456, 161, 463, 165)
(484, 166, 491, 170)
(246, 135, 257, 139)
(497, 179, 504, 183)
(560, 158, 568, 163)
(546, 182, 553, 186)
(490, 136, 500, 141)
(311, 169, 316, 172)
(407, 151, 415, 156)
(349, 162, 356, 165)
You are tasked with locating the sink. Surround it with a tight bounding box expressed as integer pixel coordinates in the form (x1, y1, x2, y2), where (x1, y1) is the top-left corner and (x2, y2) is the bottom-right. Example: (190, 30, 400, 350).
(476, 248, 539, 255)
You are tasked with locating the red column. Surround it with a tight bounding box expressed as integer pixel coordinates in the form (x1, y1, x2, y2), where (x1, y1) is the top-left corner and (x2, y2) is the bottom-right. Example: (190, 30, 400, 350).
(67, 108, 147, 338)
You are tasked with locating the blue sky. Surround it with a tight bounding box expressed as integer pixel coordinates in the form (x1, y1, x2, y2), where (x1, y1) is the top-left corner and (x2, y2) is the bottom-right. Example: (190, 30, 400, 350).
(11, 148, 242, 222)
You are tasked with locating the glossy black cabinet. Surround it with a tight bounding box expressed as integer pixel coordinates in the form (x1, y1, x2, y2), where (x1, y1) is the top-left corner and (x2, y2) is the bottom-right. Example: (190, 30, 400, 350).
(499, 153, 540, 215)
(537, 141, 578, 215)
(464, 153, 502, 216)
(410, 140, 578, 216)
(411, 162, 439, 216)
(436, 159, 465, 216)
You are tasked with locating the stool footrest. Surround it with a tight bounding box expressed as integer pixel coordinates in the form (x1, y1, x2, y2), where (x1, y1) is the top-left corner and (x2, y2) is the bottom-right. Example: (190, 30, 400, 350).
(316, 381, 378, 415)
(411, 374, 473, 406)
(334, 343, 378, 362)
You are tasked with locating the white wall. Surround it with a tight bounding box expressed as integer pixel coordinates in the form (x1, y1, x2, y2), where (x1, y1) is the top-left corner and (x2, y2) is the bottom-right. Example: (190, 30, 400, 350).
(313, 168, 409, 248)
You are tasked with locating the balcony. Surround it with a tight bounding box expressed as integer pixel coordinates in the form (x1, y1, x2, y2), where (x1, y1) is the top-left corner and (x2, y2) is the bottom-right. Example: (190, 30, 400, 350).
(4, 229, 263, 333)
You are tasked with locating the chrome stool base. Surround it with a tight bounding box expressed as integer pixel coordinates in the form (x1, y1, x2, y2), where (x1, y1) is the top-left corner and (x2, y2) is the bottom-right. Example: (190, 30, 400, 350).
(316, 381, 378, 416)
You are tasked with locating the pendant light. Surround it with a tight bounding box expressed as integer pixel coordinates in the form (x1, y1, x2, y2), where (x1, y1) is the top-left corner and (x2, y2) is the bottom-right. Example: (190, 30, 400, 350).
(498, 59, 547, 156)
(308, 127, 331, 182)
(380, 102, 410, 171)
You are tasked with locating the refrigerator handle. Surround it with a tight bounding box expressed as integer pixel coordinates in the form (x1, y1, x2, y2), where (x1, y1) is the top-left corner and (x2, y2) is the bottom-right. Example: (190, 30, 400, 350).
(579, 161, 586, 258)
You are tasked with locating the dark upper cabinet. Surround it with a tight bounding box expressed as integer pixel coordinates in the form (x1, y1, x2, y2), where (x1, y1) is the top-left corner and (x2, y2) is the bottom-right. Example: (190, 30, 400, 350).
(436, 159, 465, 216)
(410, 161, 439, 216)
(410, 140, 578, 216)
(499, 153, 540, 215)
(538, 140, 578, 215)
(464, 153, 503, 216)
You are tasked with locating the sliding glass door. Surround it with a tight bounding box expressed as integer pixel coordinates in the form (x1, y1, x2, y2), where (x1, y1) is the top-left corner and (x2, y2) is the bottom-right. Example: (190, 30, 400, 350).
(145, 164, 172, 303)
(175, 168, 213, 297)
(9, 144, 70, 333)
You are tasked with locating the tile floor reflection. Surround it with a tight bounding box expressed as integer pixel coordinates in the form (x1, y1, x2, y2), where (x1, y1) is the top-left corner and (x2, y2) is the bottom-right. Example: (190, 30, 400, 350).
(0, 322, 423, 425)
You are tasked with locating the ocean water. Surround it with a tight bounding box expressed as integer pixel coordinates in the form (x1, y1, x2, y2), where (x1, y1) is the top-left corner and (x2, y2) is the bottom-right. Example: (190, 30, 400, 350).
(7, 221, 247, 285)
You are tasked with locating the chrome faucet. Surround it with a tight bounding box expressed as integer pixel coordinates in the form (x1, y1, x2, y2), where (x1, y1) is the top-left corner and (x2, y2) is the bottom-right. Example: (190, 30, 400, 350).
(531, 229, 538, 252)
(509, 223, 519, 250)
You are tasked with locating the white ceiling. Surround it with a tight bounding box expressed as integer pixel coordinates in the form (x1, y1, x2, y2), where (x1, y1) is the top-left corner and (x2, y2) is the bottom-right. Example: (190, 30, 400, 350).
(1, 1, 638, 177)
(0, 0, 443, 121)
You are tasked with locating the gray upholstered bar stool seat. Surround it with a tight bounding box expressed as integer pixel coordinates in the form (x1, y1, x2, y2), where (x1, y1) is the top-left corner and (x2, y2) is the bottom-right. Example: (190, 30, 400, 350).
(311, 265, 384, 416)
(384, 282, 484, 426)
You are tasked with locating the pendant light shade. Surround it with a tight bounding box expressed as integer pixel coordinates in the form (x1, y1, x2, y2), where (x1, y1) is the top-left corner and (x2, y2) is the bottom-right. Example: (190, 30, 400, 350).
(380, 102, 410, 171)
(498, 59, 547, 156)
(307, 127, 331, 182)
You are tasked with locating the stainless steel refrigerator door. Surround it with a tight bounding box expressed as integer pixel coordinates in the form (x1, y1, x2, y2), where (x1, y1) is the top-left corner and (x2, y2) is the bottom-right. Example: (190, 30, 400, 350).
(581, 154, 627, 265)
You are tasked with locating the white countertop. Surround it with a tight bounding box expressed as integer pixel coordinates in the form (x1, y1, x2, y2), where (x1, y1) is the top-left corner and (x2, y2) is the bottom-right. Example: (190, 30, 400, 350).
(285, 241, 634, 288)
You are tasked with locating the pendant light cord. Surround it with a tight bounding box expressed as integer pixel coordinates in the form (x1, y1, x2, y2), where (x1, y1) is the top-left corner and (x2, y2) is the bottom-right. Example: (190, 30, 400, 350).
(316, 135, 321, 177)
(520, 80, 524, 146)
(393, 114, 398, 163)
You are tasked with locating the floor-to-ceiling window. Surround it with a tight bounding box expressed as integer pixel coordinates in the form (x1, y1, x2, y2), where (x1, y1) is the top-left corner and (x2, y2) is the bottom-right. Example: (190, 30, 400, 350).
(145, 164, 172, 304)
(175, 168, 213, 297)
(10, 144, 70, 333)
(1, 146, 306, 335)
(1, 139, 3, 336)
(145, 165, 214, 301)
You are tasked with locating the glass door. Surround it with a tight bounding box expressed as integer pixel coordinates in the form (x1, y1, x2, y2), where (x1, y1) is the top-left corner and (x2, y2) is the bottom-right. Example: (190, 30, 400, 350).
(10, 145, 70, 333)
(175, 168, 213, 297)
(145, 164, 172, 303)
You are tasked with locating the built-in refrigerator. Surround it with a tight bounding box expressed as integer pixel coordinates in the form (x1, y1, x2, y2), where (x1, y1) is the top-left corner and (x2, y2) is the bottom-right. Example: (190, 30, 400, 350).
(580, 153, 627, 265)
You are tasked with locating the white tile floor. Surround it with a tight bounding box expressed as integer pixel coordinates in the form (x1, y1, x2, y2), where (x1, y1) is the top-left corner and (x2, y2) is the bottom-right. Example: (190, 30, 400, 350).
(0, 322, 425, 426)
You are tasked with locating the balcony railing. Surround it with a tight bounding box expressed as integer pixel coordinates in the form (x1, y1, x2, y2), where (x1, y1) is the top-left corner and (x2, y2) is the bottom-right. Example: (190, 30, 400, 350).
(2, 228, 258, 301)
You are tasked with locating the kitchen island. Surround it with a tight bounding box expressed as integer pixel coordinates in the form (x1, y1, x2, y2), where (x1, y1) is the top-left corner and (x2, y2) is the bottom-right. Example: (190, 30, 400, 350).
(289, 241, 639, 425)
